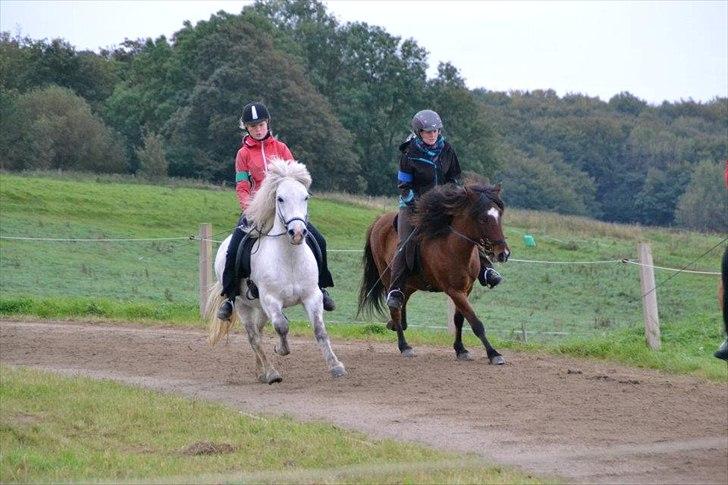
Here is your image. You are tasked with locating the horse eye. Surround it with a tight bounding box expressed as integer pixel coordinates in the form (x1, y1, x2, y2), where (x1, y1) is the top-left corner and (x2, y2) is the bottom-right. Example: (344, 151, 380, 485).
(277, 196, 284, 203)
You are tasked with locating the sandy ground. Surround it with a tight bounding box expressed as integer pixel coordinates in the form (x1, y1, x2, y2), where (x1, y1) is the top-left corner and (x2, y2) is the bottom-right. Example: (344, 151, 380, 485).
(1, 319, 727, 484)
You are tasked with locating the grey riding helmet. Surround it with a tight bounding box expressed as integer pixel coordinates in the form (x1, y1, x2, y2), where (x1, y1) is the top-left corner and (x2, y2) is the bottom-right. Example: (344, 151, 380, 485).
(239, 102, 270, 129)
(411, 109, 443, 133)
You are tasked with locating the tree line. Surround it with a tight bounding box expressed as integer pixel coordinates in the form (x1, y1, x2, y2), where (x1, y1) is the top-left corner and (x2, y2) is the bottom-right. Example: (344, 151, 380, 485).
(1, 0, 725, 231)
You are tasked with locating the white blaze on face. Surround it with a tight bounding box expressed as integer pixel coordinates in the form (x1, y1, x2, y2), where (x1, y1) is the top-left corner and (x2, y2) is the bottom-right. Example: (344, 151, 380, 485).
(487, 207, 500, 222)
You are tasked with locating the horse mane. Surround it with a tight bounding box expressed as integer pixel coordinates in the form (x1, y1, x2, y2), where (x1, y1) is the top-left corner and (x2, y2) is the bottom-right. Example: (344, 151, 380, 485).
(411, 181, 504, 241)
(245, 157, 312, 233)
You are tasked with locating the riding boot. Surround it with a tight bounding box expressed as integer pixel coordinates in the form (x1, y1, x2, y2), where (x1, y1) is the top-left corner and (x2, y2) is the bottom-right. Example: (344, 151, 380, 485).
(477, 248, 502, 288)
(478, 266, 502, 288)
(306, 222, 335, 311)
(321, 288, 336, 311)
(219, 215, 248, 319)
(386, 250, 409, 309)
(387, 207, 414, 309)
(217, 298, 234, 321)
(715, 337, 728, 361)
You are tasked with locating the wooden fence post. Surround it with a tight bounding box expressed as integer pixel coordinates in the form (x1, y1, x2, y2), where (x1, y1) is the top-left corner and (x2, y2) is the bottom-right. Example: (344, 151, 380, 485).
(198, 223, 212, 318)
(447, 296, 456, 335)
(638, 242, 661, 350)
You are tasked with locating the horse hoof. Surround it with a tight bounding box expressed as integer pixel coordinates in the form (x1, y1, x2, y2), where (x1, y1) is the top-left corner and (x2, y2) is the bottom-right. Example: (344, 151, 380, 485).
(489, 355, 506, 365)
(401, 348, 415, 358)
(266, 371, 283, 384)
(330, 365, 347, 378)
(274, 344, 290, 356)
(456, 351, 474, 361)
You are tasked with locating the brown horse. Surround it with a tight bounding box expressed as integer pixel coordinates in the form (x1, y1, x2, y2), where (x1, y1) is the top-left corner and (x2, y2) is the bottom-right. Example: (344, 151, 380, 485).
(357, 182, 510, 363)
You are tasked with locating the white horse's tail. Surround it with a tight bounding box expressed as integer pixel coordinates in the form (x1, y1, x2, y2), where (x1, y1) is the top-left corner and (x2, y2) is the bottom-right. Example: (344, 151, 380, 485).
(205, 281, 237, 347)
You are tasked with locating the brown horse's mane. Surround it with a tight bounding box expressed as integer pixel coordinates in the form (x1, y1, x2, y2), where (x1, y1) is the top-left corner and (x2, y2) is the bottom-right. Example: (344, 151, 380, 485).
(411, 181, 504, 241)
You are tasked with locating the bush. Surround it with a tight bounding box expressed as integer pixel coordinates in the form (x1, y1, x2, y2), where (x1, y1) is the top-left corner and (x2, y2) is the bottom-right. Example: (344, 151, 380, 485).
(136, 132, 168, 178)
(1, 85, 127, 173)
(675, 160, 728, 232)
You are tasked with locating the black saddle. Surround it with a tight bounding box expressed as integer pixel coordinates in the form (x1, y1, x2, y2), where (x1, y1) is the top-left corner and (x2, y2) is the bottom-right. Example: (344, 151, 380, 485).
(234, 231, 323, 283)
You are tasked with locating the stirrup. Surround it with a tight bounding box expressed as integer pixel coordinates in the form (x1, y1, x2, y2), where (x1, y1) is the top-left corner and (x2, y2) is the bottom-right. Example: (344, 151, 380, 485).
(386, 289, 404, 309)
(245, 280, 259, 300)
(480, 267, 502, 288)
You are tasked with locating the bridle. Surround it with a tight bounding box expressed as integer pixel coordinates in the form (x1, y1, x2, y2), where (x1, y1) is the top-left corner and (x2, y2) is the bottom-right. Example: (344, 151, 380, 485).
(448, 192, 506, 252)
(260, 196, 309, 239)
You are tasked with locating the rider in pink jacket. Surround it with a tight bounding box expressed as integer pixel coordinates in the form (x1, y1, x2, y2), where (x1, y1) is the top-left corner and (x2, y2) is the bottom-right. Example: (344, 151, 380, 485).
(234, 128, 293, 211)
(216, 102, 335, 321)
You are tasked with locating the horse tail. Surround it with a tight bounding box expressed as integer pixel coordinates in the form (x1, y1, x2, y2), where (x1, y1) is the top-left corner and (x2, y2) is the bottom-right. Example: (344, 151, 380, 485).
(357, 219, 385, 317)
(205, 281, 237, 347)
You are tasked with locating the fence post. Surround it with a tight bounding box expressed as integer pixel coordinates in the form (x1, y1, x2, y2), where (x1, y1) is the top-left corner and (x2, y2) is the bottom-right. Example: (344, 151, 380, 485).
(638, 242, 661, 350)
(198, 223, 212, 318)
(447, 296, 456, 335)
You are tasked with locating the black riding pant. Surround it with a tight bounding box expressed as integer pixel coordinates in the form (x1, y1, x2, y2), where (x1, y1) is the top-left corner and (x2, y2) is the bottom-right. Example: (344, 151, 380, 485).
(220, 215, 334, 298)
(388, 207, 415, 293)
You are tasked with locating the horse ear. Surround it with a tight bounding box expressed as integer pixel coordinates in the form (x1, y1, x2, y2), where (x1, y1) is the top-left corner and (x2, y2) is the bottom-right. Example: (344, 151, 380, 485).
(494, 182, 502, 194)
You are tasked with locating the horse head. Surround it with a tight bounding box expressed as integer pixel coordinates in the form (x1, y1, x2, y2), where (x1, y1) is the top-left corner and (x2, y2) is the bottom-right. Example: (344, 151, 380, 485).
(465, 183, 511, 263)
(275, 178, 310, 245)
(245, 157, 312, 245)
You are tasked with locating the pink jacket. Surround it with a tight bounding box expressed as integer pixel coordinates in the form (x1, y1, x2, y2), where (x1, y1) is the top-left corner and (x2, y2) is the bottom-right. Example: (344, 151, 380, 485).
(234, 135, 293, 211)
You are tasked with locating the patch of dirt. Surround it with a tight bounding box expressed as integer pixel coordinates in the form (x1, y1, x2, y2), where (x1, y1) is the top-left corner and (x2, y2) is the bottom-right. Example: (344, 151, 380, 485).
(1, 319, 726, 484)
(181, 441, 237, 456)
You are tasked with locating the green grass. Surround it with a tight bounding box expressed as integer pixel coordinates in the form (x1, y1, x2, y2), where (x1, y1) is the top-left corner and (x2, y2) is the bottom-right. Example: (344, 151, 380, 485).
(1, 172, 725, 379)
(0, 365, 542, 483)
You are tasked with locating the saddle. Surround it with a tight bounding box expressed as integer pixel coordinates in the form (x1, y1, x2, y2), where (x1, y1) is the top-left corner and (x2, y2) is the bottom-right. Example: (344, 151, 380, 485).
(233, 231, 324, 298)
(392, 213, 429, 285)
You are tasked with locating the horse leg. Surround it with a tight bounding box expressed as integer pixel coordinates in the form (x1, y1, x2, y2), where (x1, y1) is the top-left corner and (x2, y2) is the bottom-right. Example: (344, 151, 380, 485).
(453, 310, 473, 361)
(303, 294, 346, 378)
(244, 308, 282, 384)
(448, 291, 505, 365)
(265, 299, 290, 357)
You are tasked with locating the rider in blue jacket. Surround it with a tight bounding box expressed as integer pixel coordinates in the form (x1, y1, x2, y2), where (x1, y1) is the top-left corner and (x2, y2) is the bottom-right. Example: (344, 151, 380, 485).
(386, 110, 502, 309)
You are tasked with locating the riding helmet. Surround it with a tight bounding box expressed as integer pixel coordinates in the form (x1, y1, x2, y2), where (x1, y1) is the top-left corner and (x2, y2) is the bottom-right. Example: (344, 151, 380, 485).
(411, 109, 443, 133)
(239, 102, 270, 128)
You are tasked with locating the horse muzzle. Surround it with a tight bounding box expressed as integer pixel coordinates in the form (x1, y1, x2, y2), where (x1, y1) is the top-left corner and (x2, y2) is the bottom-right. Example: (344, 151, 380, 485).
(287, 223, 308, 245)
(497, 247, 510, 263)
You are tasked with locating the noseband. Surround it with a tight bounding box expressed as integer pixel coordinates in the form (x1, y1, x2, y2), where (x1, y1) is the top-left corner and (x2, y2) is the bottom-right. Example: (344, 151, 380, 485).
(272, 201, 308, 238)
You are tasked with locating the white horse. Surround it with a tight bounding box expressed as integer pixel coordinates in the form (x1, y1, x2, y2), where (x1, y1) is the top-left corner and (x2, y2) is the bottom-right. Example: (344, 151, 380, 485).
(206, 158, 346, 383)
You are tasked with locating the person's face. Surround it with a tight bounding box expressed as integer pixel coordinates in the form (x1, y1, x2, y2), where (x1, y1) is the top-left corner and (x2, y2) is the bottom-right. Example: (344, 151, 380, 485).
(419, 129, 439, 145)
(245, 120, 269, 140)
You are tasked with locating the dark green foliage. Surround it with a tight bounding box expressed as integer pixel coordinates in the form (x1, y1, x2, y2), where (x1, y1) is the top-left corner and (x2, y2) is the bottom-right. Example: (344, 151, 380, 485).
(675, 160, 728, 232)
(479, 88, 727, 227)
(0, 86, 126, 172)
(1, 2, 725, 228)
(136, 132, 168, 178)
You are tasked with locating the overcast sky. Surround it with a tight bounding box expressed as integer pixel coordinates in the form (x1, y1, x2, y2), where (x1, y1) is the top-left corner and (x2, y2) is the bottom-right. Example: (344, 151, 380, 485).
(2, 0, 726, 105)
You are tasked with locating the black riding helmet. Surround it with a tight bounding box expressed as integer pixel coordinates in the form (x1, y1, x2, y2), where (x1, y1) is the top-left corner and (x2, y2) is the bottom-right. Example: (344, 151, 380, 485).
(411, 109, 443, 134)
(239, 102, 270, 129)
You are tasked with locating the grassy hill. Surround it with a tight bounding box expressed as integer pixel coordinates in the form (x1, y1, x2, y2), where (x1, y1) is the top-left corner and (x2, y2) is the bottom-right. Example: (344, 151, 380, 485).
(1, 172, 725, 379)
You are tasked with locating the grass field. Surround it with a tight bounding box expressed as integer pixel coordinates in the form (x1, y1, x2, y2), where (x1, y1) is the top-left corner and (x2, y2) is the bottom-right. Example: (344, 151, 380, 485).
(1, 172, 726, 379)
(0, 365, 541, 483)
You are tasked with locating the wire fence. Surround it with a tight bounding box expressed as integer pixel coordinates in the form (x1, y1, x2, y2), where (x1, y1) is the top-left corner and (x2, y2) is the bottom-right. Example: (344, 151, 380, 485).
(0, 231, 723, 343)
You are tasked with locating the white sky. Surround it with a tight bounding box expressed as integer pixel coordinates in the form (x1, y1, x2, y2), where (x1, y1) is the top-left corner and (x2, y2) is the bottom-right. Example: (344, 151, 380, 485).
(1, 0, 726, 104)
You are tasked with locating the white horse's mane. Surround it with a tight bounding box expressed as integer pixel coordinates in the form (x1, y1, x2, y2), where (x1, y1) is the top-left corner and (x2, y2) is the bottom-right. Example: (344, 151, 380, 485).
(245, 157, 312, 233)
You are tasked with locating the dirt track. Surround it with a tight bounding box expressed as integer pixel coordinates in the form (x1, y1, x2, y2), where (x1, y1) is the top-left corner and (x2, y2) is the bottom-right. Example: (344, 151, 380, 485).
(1, 319, 727, 484)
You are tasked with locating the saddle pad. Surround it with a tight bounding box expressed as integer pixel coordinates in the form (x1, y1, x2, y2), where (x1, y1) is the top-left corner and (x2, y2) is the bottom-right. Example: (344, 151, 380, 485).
(235, 232, 323, 281)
